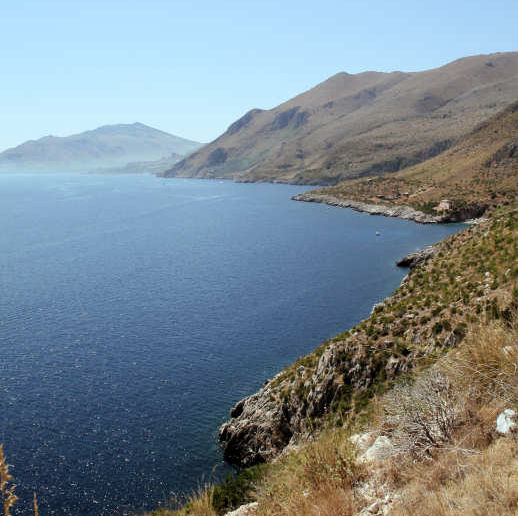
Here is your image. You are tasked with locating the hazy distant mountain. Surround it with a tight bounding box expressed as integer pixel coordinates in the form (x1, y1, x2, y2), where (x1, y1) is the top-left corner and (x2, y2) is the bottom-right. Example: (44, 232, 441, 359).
(164, 52, 518, 185)
(0, 123, 201, 173)
(93, 152, 183, 175)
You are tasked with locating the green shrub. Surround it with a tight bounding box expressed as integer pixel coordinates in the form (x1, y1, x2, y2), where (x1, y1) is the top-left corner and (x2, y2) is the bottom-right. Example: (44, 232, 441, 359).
(212, 464, 268, 514)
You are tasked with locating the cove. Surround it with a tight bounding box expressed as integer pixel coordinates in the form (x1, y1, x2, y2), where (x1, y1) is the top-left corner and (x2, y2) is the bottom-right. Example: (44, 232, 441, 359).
(0, 174, 461, 515)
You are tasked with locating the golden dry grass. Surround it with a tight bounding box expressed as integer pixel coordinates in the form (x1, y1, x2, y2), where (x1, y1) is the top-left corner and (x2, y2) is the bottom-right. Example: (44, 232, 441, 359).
(386, 319, 518, 515)
(391, 437, 518, 516)
(253, 429, 363, 516)
(447, 320, 518, 407)
(0, 445, 17, 516)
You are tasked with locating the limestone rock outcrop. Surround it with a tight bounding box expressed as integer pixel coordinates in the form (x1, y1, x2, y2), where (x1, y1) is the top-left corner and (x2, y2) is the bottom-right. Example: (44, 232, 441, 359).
(396, 245, 438, 268)
(292, 193, 444, 224)
(219, 338, 412, 466)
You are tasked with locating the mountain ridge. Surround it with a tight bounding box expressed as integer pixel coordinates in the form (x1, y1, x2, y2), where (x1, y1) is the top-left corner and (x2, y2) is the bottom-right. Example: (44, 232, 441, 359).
(163, 52, 518, 185)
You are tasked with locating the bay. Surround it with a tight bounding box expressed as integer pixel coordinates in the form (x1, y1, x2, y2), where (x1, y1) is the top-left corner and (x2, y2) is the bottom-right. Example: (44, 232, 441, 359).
(0, 174, 461, 514)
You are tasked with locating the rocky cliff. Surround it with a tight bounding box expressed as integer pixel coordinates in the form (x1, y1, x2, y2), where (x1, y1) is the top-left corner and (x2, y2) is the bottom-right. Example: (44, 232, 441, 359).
(219, 212, 518, 466)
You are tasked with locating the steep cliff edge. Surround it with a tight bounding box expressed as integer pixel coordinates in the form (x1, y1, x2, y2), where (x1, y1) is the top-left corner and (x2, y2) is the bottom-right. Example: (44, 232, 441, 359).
(219, 210, 518, 466)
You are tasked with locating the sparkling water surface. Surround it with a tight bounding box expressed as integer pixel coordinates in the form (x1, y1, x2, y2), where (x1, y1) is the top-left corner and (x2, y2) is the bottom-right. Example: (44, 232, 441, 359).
(0, 174, 462, 514)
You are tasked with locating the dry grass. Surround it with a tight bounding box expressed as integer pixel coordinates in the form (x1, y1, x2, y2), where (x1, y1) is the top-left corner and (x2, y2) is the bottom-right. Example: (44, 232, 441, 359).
(447, 320, 518, 407)
(0, 445, 17, 516)
(384, 318, 518, 515)
(33, 492, 39, 516)
(382, 370, 463, 459)
(254, 429, 364, 516)
(148, 485, 217, 516)
(392, 437, 518, 516)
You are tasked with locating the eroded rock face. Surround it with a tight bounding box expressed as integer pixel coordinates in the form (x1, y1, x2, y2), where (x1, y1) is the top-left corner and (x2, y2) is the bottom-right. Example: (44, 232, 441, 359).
(219, 337, 412, 467)
(396, 245, 438, 268)
(218, 380, 294, 466)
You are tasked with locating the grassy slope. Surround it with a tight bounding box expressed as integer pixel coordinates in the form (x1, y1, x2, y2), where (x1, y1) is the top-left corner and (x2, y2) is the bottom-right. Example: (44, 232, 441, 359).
(149, 206, 518, 516)
(314, 100, 518, 217)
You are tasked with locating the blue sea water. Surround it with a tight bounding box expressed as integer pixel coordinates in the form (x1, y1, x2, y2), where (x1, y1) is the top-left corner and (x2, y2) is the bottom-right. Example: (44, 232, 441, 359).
(0, 174, 462, 515)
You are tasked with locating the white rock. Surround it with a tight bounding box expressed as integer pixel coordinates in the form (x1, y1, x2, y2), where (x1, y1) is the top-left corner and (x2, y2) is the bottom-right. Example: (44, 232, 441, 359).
(502, 345, 516, 357)
(496, 409, 516, 434)
(362, 436, 395, 462)
(350, 432, 374, 452)
(225, 501, 258, 516)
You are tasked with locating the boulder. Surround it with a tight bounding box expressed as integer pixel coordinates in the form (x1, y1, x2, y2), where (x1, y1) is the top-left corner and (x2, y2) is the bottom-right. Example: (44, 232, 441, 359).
(396, 245, 438, 268)
(496, 409, 516, 434)
(225, 501, 258, 516)
(362, 436, 395, 462)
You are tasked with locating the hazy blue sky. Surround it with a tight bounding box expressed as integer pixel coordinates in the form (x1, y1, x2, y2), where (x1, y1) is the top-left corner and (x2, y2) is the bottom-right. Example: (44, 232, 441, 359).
(1, 0, 516, 149)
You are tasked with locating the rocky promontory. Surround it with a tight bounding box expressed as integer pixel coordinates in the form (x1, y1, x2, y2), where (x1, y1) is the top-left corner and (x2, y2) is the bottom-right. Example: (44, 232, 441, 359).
(219, 215, 516, 468)
(396, 245, 438, 268)
(219, 337, 407, 467)
(292, 193, 445, 223)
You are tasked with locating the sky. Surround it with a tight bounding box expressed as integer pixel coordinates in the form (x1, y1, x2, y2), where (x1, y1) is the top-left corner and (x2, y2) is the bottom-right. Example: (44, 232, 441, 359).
(0, 0, 517, 150)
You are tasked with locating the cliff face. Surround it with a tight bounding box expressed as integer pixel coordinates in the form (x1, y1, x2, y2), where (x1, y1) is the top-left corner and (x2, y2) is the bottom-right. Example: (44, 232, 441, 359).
(219, 337, 412, 466)
(219, 212, 518, 466)
(164, 52, 518, 185)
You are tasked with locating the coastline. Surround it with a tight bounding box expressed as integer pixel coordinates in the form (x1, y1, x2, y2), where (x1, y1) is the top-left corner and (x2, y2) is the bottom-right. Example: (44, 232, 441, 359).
(217, 213, 490, 466)
(291, 192, 445, 224)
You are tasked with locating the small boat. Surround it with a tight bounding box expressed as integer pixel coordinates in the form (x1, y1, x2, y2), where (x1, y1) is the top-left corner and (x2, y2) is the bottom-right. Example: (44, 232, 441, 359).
(376, 231, 381, 236)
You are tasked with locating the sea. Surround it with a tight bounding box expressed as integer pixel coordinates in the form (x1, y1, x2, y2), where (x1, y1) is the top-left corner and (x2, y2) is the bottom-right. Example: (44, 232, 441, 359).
(0, 174, 462, 514)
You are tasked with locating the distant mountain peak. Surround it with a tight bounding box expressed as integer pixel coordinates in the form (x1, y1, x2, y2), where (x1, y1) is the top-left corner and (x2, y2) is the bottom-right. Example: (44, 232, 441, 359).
(0, 123, 202, 173)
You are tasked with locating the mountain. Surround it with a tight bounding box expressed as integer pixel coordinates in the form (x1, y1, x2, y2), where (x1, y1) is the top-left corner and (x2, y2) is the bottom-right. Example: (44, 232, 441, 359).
(163, 52, 518, 185)
(0, 123, 201, 173)
(304, 99, 518, 218)
(92, 153, 183, 175)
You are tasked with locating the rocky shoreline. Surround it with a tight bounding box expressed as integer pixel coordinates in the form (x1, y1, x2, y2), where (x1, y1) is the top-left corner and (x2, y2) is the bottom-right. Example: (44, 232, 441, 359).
(217, 193, 490, 469)
(292, 193, 446, 223)
(217, 217, 497, 468)
(396, 245, 439, 268)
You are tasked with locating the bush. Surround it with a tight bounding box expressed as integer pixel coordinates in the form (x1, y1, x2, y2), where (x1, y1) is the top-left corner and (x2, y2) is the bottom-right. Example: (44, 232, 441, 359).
(383, 370, 463, 459)
(212, 464, 268, 514)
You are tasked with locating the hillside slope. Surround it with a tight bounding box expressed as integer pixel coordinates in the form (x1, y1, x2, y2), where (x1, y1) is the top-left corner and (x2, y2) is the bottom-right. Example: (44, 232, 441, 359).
(0, 123, 201, 173)
(93, 152, 183, 175)
(219, 209, 518, 467)
(164, 52, 518, 185)
(301, 99, 518, 218)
